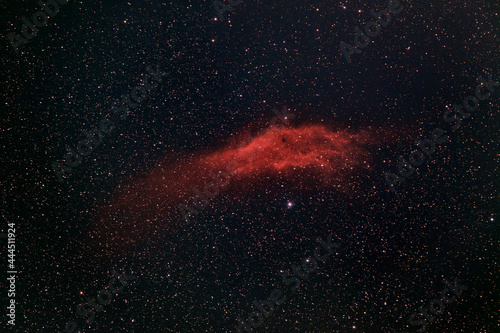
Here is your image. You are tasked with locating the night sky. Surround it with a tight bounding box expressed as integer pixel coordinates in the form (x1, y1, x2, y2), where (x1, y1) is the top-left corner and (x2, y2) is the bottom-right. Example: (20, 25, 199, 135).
(1, 0, 499, 332)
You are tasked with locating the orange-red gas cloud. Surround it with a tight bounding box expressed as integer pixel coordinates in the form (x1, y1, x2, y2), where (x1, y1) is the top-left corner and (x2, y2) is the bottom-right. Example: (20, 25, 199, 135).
(86, 123, 389, 259)
(206, 124, 372, 177)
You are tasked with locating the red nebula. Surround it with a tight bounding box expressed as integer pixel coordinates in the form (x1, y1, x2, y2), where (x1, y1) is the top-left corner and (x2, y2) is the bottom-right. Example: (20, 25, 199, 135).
(85, 123, 383, 259)
(204, 124, 373, 179)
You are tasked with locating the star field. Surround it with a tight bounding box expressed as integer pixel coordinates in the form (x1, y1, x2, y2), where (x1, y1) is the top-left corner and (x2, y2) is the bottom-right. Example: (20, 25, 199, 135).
(0, 0, 499, 332)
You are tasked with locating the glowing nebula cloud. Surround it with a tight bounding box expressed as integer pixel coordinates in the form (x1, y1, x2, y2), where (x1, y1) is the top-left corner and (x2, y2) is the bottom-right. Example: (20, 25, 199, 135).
(87, 123, 387, 258)
(207, 125, 371, 174)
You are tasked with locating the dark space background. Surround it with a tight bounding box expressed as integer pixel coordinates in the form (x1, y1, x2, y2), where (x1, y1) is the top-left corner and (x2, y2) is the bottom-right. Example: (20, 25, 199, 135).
(0, 0, 499, 332)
